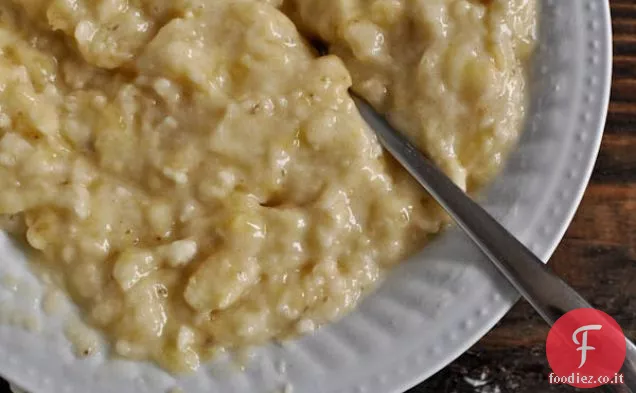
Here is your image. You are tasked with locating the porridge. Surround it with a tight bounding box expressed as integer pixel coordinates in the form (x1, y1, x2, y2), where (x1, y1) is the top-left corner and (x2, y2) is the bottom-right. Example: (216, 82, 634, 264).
(286, 0, 537, 190)
(0, 0, 535, 372)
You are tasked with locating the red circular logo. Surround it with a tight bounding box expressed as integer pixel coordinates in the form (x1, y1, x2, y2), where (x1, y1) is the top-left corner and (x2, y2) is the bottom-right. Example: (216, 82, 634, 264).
(546, 308, 626, 388)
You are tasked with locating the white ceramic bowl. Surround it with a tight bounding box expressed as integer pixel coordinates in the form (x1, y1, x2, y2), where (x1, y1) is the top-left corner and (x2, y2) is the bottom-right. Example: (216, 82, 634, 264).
(0, 0, 612, 392)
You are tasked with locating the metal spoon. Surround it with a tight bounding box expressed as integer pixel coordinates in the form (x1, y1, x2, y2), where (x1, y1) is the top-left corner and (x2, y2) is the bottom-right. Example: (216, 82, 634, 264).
(352, 94, 636, 392)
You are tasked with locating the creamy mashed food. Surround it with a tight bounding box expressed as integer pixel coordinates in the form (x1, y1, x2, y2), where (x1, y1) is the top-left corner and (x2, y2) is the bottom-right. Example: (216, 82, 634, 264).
(286, 0, 537, 190)
(0, 0, 535, 372)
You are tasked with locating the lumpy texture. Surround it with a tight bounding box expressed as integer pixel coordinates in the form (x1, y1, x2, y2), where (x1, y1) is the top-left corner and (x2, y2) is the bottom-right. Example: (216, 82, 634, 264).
(0, 0, 535, 372)
(286, 0, 536, 189)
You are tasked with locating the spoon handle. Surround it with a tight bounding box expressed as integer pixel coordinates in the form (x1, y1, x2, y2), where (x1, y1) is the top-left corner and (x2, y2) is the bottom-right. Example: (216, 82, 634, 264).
(353, 95, 636, 392)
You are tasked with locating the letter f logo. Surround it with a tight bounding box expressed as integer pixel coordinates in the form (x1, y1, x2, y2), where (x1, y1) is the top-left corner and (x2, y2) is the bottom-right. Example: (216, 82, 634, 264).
(572, 324, 602, 368)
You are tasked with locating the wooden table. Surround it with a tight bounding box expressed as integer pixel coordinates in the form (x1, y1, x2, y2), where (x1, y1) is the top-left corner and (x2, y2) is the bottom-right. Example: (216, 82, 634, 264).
(410, 1, 636, 391)
(0, 2, 633, 393)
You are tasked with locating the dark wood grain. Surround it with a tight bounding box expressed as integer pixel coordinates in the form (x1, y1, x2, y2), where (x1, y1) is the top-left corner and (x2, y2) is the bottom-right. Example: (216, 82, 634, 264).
(410, 1, 636, 392)
(0, 2, 634, 393)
